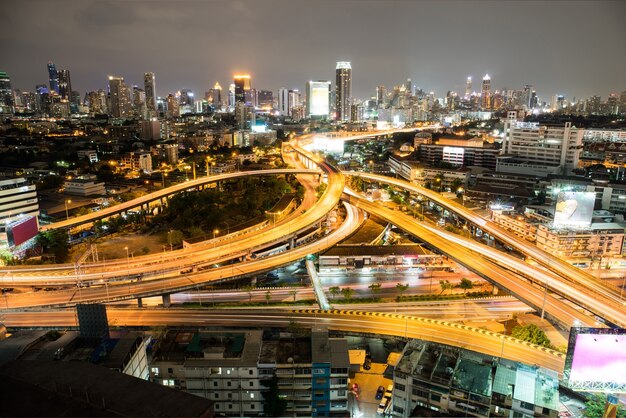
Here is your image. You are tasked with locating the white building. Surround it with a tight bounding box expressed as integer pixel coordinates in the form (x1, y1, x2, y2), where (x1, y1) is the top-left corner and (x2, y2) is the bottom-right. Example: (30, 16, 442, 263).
(64, 178, 106, 197)
(498, 112, 583, 176)
(0, 178, 39, 245)
(306, 80, 331, 118)
(121, 151, 153, 173)
(536, 223, 624, 260)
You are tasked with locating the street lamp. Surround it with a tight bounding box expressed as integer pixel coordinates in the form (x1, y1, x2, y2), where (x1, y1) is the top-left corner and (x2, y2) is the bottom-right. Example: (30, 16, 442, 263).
(64, 200, 72, 220)
(213, 229, 219, 248)
(124, 246, 130, 276)
(168, 229, 173, 251)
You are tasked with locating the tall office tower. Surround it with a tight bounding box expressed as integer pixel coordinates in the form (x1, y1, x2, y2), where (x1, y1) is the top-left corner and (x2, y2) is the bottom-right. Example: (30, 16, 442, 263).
(376, 85, 386, 106)
(166, 94, 179, 118)
(47, 61, 59, 94)
(57, 69, 72, 100)
(522, 84, 533, 109)
(228, 84, 235, 107)
(306, 80, 331, 118)
(257, 90, 273, 109)
(35, 85, 51, 115)
(278, 88, 300, 117)
(108, 76, 131, 118)
(133, 86, 147, 119)
(143, 72, 157, 114)
(21, 91, 39, 112)
(405, 78, 412, 95)
(335, 61, 352, 121)
(530, 90, 538, 109)
(87, 90, 107, 114)
(179, 89, 195, 107)
(0, 72, 14, 115)
(234, 74, 251, 104)
(207, 82, 222, 107)
(70, 91, 81, 106)
(465, 77, 472, 99)
(481, 74, 491, 110)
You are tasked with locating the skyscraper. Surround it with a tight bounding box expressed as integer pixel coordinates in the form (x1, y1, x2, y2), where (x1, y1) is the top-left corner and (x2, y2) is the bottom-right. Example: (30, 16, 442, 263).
(257, 90, 273, 109)
(481, 74, 491, 110)
(335, 61, 351, 121)
(0, 72, 14, 115)
(144, 72, 157, 115)
(207, 82, 222, 108)
(234, 75, 251, 104)
(47, 61, 59, 94)
(306, 80, 331, 118)
(465, 77, 472, 99)
(57, 69, 72, 100)
(108, 76, 131, 118)
(376, 85, 386, 107)
(279, 88, 300, 117)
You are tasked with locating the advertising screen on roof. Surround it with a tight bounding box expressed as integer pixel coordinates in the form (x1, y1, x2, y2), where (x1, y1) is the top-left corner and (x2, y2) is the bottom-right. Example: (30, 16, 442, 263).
(553, 192, 595, 228)
(7, 216, 39, 247)
(564, 328, 626, 393)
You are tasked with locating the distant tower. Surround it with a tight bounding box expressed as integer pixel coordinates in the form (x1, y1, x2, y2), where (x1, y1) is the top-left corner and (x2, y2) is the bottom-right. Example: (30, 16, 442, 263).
(465, 76, 472, 99)
(210, 82, 222, 107)
(144, 72, 157, 115)
(0, 71, 14, 115)
(481, 74, 491, 110)
(376, 85, 386, 106)
(57, 69, 72, 100)
(233, 74, 251, 104)
(335, 61, 352, 121)
(108, 75, 131, 118)
(47, 61, 59, 94)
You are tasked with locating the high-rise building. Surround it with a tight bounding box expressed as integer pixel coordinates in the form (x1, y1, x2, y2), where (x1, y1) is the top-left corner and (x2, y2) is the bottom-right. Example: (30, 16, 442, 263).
(335, 61, 352, 121)
(228, 84, 236, 107)
(234, 74, 251, 104)
(108, 76, 131, 118)
(0, 72, 14, 115)
(57, 69, 72, 100)
(376, 85, 386, 106)
(87, 90, 107, 115)
(47, 61, 59, 94)
(132, 86, 147, 119)
(278, 88, 300, 117)
(207, 82, 222, 108)
(257, 90, 273, 109)
(306, 80, 331, 118)
(465, 76, 472, 99)
(499, 111, 583, 176)
(166, 94, 179, 118)
(405, 78, 412, 95)
(481, 74, 491, 110)
(143, 72, 157, 114)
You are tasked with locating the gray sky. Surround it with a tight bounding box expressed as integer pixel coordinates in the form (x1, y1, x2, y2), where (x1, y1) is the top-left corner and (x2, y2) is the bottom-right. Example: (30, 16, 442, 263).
(1, 0, 625, 101)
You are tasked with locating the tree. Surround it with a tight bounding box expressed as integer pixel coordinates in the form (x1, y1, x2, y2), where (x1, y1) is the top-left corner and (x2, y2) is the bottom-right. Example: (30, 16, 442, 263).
(459, 278, 474, 294)
(396, 283, 409, 297)
(329, 286, 340, 300)
(243, 284, 254, 302)
(261, 375, 287, 417)
(341, 287, 354, 300)
(368, 283, 382, 297)
(265, 290, 271, 305)
(583, 394, 626, 418)
(439, 280, 453, 295)
(36, 230, 70, 263)
(511, 324, 552, 348)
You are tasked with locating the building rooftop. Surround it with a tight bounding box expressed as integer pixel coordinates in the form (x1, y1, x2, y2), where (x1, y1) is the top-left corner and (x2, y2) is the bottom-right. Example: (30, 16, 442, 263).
(322, 244, 430, 257)
(0, 360, 214, 417)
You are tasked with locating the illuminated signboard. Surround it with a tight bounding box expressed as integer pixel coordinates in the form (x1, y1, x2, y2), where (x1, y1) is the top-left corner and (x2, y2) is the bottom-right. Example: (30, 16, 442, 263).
(7, 216, 39, 247)
(564, 328, 626, 393)
(553, 191, 595, 227)
(308, 81, 330, 117)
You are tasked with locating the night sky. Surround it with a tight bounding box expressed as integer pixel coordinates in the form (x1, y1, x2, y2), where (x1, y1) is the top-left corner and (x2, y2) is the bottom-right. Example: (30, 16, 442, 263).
(1, 0, 625, 100)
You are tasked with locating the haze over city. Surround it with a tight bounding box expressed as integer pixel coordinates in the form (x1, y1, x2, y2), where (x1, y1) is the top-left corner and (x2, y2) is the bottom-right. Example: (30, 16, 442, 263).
(2, 0, 625, 99)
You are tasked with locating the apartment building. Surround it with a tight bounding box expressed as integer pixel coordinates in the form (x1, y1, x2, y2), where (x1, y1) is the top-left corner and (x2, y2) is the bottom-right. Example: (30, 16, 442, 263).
(391, 339, 559, 418)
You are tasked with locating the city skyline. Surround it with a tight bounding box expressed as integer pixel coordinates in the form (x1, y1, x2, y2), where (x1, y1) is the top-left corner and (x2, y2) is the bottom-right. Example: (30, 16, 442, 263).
(1, 0, 625, 100)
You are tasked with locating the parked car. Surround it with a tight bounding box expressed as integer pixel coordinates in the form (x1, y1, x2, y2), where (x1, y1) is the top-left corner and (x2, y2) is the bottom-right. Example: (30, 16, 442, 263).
(375, 385, 385, 400)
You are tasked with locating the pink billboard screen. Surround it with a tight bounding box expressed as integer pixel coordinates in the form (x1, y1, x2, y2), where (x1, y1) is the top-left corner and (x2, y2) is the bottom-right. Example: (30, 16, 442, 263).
(565, 328, 626, 392)
(7, 216, 39, 247)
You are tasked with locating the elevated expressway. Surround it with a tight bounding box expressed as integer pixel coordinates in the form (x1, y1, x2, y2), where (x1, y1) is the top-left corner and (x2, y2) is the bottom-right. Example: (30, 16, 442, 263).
(2, 170, 323, 284)
(1, 307, 565, 373)
(346, 172, 626, 327)
(345, 192, 596, 329)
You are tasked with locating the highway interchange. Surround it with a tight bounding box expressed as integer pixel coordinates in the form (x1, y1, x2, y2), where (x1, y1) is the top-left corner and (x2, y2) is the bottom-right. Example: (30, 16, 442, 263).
(2, 129, 624, 376)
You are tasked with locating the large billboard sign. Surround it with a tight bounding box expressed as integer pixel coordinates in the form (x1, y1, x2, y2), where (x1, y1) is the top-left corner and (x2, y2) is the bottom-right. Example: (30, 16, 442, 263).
(553, 191, 595, 227)
(564, 328, 626, 393)
(308, 81, 330, 117)
(7, 216, 39, 247)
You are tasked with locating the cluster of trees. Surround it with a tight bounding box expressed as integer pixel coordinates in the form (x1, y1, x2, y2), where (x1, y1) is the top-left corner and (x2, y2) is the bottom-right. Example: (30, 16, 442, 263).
(510, 324, 552, 348)
(35, 230, 71, 263)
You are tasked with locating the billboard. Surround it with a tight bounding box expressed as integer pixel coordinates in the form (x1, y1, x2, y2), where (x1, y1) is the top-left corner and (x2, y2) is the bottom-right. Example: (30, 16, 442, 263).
(564, 328, 626, 392)
(7, 216, 39, 247)
(553, 191, 595, 227)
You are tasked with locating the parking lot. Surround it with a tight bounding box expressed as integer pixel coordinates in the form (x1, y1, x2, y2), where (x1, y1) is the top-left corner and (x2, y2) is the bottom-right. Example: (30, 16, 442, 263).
(350, 362, 393, 417)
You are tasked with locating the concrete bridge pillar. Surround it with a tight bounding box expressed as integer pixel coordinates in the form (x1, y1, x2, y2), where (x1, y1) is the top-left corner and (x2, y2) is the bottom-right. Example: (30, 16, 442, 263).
(137, 297, 143, 308)
(162, 294, 171, 307)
